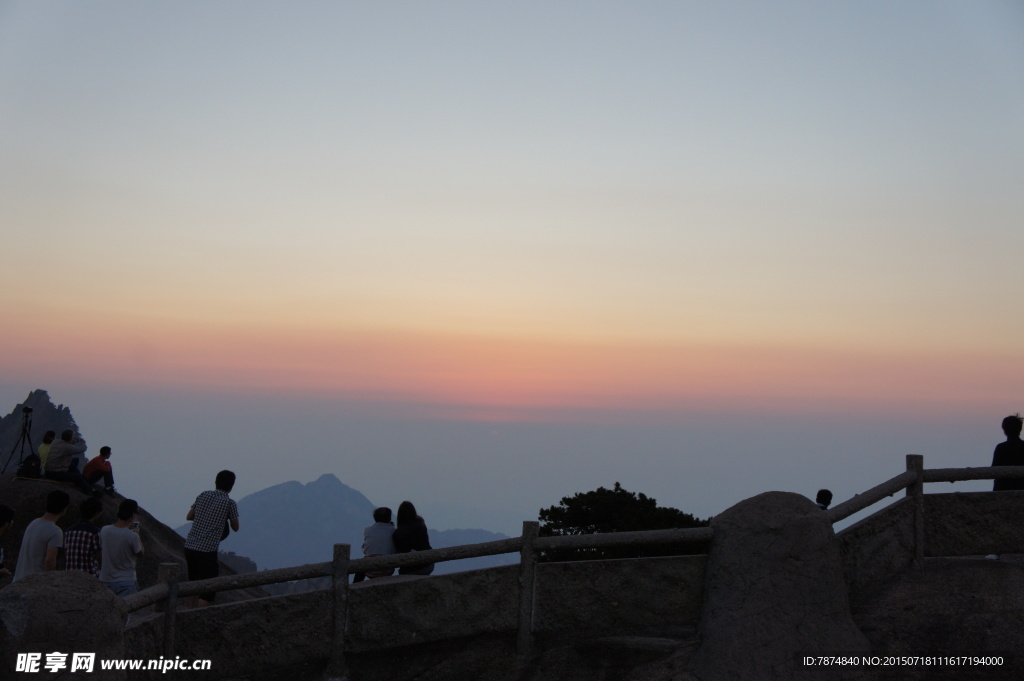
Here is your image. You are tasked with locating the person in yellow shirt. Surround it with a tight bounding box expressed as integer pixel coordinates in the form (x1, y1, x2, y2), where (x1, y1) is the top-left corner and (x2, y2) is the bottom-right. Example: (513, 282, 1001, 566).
(37, 431, 56, 470)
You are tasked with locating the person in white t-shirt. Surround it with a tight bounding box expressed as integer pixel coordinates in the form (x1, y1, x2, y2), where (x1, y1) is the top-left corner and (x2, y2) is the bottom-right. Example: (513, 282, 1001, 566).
(13, 490, 69, 582)
(99, 499, 144, 597)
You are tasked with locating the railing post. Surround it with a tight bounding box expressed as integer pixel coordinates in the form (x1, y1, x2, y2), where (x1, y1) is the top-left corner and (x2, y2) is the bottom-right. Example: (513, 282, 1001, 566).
(906, 454, 924, 567)
(157, 562, 180, 657)
(326, 544, 351, 681)
(518, 521, 540, 658)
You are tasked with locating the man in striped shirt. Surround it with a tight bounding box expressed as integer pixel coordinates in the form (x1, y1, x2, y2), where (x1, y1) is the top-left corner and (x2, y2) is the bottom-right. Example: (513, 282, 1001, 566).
(184, 470, 240, 607)
(65, 497, 103, 577)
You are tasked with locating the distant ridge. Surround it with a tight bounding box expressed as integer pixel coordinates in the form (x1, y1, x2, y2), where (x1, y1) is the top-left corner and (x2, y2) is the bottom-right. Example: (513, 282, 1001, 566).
(178, 473, 515, 574)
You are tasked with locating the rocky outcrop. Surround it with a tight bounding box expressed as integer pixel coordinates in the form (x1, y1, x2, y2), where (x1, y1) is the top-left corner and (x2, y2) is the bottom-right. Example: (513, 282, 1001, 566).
(0, 389, 78, 474)
(0, 571, 127, 680)
(685, 492, 875, 681)
(0, 476, 263, 604)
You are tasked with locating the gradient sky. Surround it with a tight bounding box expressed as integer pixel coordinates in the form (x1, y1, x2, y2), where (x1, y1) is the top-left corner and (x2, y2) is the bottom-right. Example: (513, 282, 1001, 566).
(1, 2, 1022, 537)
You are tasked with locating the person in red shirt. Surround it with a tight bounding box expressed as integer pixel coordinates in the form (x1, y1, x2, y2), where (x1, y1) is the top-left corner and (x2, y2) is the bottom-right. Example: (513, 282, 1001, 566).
(83, 446, 116, 495)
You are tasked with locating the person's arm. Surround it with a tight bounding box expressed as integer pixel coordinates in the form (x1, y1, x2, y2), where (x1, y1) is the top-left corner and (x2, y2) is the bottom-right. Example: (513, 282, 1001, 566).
(230, 518, 239, 532)
(186, 508, 195, 521)
(43, 547, 59, 571)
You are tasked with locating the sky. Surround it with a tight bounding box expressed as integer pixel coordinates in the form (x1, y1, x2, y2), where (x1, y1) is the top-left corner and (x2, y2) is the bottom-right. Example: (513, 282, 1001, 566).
(1, 2, 1022, 537)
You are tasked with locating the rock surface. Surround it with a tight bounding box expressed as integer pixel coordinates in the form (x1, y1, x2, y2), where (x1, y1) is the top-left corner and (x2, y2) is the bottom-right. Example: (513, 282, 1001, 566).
(686, 491, 875, 681)
(0, 571, 126, 680)
(0, 389, 78, 474)
(855, 557, 1024, 681)
(0, 476, 263, 604)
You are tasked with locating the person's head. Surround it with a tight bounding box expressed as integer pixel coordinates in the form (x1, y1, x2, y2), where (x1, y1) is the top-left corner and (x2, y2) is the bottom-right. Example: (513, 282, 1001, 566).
(42, 431, 56, 445)
(816, 489, 833, 508)
(60, 429, 75, 443)
(100, 446, 112, 458)
(396, 501, 418, 526)
(117, 499, 139, 522)
(1002, 414, 1023, 438)
(373, 507, 392, 524)
(0, 505, 14, 534)
(80, 497, 102, 522)
(45, 490, 70, 516)
(215, 470, 236, 493)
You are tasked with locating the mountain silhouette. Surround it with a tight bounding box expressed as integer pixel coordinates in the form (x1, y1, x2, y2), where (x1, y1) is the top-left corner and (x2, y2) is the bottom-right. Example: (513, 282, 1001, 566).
(178, 473, 516, 574)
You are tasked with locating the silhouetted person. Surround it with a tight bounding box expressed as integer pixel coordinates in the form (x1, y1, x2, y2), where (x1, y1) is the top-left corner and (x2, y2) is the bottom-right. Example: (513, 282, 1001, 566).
(13, 490, 69, 582)
(37, 431, 56, 470)
(392, 501, 434, 576)
(992, 413, 1024, 491)
(83, 446, 116, 495)
(184, 470, 239, 607)
(815, 489, 833, 510)
(65, 497, 103, 577)
(353, 506, 396, 583)
(45, 429, 93, 494)
(99, 499, 144, 597)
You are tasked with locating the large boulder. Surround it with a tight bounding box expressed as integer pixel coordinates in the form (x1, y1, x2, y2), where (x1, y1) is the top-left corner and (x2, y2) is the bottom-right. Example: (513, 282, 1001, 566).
(686, 492, 874, 681)
(0, 571, 126, 680)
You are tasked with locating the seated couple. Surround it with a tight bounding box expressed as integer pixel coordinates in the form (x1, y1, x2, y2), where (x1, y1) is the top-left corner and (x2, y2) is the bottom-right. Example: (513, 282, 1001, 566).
(353, 501, 434, 583)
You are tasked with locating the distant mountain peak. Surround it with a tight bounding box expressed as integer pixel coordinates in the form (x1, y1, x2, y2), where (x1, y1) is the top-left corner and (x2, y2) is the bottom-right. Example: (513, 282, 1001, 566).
(312, 473, 341, 485)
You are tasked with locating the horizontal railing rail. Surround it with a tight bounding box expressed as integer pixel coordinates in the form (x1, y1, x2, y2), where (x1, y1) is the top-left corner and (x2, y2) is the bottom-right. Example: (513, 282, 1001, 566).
(923, 465, 1024, 484)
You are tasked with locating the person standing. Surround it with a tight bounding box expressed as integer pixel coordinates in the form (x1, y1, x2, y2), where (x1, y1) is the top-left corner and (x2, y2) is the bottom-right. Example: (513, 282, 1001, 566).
(99, 499, 144, 597)
(65, 497, 103, 577)
(183, 470, 239, 607)
(992, 413, 1024, 491)
(13, 490, 69, 582)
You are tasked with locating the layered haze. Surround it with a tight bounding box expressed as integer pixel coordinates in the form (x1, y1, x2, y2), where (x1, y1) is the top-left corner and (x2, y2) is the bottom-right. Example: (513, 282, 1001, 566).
(1, 2, 1021, 534)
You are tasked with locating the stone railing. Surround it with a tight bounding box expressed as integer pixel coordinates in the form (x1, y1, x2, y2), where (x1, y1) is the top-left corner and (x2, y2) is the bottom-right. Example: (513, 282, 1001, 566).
(119, 456, 1024, 679)
(122, 522, 713, 679)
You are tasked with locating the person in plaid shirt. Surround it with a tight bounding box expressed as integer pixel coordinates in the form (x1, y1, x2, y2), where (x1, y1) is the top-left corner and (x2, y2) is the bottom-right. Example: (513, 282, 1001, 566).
(184, 470, 239, 607)
(64, 497, 103, 577)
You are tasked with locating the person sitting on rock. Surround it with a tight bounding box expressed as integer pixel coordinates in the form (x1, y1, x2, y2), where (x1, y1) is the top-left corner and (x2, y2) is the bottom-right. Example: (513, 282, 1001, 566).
(83, 446, 116, 495)
(44, 429, 93, 494)
(992, 413, 1024, 491)
(13, 490, 69, 582)
(815, 489, 833, 510)
(353, 507, 396, 583)
(65, 497, 103, 577)
(37, 431, 56, 470)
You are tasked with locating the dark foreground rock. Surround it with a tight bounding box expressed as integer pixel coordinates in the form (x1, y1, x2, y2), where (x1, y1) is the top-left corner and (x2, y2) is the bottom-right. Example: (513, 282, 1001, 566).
(855, 556, 1024, 681)
(686, 491, 875, 681)
(0, 571, 127, 681)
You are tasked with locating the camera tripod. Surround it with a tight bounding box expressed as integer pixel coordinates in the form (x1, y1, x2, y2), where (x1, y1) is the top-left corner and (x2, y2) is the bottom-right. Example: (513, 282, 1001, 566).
(1, 407, 34, 474)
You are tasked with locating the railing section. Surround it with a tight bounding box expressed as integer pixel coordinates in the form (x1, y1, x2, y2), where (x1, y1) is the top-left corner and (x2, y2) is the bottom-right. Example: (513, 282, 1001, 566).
(121, 457, 1024, 667)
